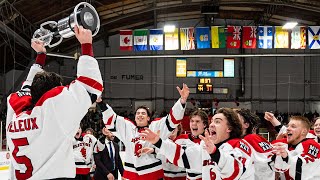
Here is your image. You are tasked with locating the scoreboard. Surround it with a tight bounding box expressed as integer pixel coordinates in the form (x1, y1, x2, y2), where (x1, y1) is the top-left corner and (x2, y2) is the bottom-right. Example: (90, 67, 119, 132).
(197, 83, 213, 94)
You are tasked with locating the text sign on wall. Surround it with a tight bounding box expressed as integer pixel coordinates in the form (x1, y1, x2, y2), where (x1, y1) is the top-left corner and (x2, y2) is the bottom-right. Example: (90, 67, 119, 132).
(224, 58, 234, 77)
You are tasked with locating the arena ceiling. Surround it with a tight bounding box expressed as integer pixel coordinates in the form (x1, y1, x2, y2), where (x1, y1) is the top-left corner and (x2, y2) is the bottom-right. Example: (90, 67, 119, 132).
(0, 0, 320, 74)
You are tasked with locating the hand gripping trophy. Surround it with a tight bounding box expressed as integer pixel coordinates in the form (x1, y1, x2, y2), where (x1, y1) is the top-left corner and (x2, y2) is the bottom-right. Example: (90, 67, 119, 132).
(33, 2, 100, 48)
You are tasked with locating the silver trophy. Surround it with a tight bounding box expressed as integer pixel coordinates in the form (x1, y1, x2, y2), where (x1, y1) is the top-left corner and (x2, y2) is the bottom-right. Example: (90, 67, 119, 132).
(33, 2, 100, 48)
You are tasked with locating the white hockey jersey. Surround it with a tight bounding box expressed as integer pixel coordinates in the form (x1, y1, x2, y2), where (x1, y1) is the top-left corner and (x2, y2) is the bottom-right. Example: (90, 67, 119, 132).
(155, 138, 250, 180)
(167, 134, 201, 179)
(101, 100, 186, 180)
(73, 134, 97, 175)
(243, 134, 275, 180)
(274, 138, 320, 180)
(6, 55, 103, 179)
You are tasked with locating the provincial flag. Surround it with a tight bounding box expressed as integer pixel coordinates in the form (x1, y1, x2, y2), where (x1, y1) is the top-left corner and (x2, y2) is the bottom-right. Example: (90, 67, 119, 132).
(120, 30, 133, 51)
(242, 26, 257, 49)
(133, 29, 148, 51)
(149, 29, 163, 50)
(227, 26, 241, 48)
(180, 27, 195, 50)
(165, 28, 179, 50)
(258, 26, 273, 49)
(274, 26, 289, 48)
(308, 26, 320, 49)
(211, 26, 226, 48)
(196, 27, 210, 49)
(291, 26, 306, 49)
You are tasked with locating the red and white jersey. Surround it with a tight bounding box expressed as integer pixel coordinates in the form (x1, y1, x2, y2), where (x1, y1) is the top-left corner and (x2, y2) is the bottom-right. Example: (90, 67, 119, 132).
(156, 138, 250, 180)
(101, 100, 186, 180)
(243, 134, 275, 180)
(274, 138, 320, 180)
(73, 134, 97, 175)
(6, 55, 103, 179)
(168, 134, 201, 179)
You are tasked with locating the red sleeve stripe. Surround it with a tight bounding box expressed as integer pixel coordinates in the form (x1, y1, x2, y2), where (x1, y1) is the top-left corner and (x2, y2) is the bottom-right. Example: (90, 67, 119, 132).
(224, 160, 240, 180)
(173, 144, 182, 166)
(77, 76, 103, 92)
(169, 109, 180, 125)
(105, 115, 114, 126)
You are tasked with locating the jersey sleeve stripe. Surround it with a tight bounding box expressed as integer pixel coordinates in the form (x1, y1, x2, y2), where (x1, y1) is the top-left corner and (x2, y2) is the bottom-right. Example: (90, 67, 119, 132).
(105, 115, 114, 126)
(77, 76, 103, 91)
(169, 109, 180, 125)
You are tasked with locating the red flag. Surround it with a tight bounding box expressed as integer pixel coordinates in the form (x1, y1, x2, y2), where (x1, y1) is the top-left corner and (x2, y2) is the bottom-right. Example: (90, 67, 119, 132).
(227, 26, 241, 48)
(120, 30, 133, 51)
(242, 26, 257, 49)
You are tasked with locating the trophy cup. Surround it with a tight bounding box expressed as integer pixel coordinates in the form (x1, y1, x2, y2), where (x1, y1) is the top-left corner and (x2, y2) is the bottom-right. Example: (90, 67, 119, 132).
(33, 2, 100, 48)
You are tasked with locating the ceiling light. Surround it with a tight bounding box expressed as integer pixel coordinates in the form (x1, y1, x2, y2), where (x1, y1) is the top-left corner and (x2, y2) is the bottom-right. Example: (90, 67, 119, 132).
(164, 25, 175, 33)
(282, 22, 298, 29)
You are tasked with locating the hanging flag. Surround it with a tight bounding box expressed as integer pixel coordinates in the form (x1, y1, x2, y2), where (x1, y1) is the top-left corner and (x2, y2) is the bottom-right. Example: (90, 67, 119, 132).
(274, 26, 289, 48)
(133, 29, 148, 51)
(291, 26, 306, 49)
(165, 28, 179, 50)
(196, 27, 210, 49)
(308, 26, 320, 49)
(242, 26, 257, 49)
(120, 30, 133, 51)
(258, 26, 273, 49)
(227, 26, 241, 48)
(149, 29, 163, 50)
(180, 27, 195, 50)
(211, 26, 226, 48)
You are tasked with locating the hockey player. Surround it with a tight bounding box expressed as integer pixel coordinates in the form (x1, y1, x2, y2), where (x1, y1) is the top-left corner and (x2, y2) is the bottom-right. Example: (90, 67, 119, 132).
(97, 84, 189, 180)
(73, 127, 97, 179)
(235, 109, 274, 180)
(6, 26, 103, 179)
(170, 109, 208, 180)
(140, 108, 248, 180)
(272, 116, 320, 179)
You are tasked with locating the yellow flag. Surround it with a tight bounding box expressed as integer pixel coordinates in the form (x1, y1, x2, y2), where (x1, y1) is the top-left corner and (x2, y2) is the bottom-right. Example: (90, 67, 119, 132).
(275, 27, 289, 48)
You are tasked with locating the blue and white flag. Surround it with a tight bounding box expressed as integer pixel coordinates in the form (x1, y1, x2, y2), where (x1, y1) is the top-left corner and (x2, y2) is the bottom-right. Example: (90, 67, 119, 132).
(149, 29, 163, 50)
(196, 27, 210, 49)
(258, 26, 273, 49)
(308, 26, 320, 49)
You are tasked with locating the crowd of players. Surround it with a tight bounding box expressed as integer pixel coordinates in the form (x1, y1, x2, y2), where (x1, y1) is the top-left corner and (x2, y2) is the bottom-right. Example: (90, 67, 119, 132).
(5, 25, 320, 180)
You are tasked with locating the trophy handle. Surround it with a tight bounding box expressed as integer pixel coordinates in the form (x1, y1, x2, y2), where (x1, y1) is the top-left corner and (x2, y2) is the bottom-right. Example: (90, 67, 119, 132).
(48, 36, 63, 48)
(40, 21, 57, 29)
(73, 2, 100, 36)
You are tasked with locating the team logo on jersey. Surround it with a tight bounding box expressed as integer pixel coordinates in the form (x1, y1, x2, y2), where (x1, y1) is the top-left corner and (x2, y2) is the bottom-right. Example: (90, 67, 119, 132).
(17, 90, 31, 97)
(131, 137, 140, 143)
(239, 141, 250, 153)
(203, 159, 216, 166)
(258, 142, 272, 151)
(308, 145, 319, 158)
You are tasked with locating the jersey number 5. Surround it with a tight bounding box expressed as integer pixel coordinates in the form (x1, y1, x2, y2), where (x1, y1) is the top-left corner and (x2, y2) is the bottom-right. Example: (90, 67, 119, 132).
(12, 138, 33, 179)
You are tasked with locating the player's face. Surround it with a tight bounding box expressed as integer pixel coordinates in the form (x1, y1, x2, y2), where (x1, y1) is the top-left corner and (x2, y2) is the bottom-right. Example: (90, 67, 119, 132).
(314, 119, 320, 137)
(103, 128, 115, 141)
(169, 128, 179, 140)
(209, 113, 231, 144)
(190, 115, 206, 137)
(287, 119, 306, 145)
(237, 114, 248, 136)
(135, 108, 150, 127)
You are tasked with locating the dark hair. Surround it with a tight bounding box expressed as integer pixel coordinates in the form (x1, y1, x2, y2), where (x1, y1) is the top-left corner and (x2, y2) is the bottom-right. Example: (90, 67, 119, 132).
(189, 109, 209, 128)
(290, 116, 311, 131)
(135, 105, 151, 117)
(31, 71, 62, 106)
(216, 107, 242, 139)
(235, 108, 260, 135)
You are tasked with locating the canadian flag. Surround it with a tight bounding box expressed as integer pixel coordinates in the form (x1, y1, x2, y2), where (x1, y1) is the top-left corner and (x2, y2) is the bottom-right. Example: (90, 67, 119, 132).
(120, 30, 133, 51)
